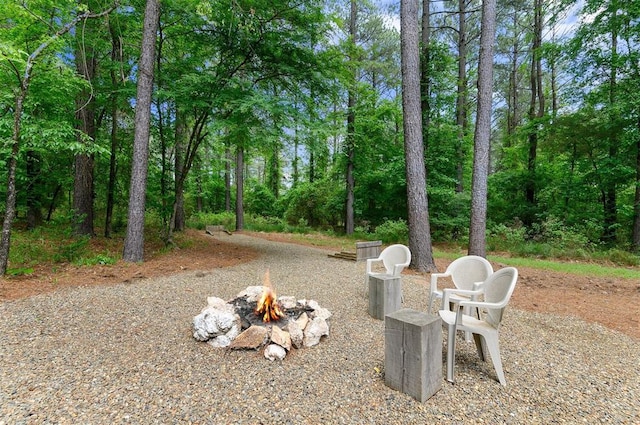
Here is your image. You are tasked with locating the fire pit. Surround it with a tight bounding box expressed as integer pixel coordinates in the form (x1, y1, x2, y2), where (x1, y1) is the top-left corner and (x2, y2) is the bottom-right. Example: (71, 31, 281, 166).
(193, 270, 331, 360)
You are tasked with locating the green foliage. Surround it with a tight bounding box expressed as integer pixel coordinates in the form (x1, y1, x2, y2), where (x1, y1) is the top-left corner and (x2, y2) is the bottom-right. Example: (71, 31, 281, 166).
(5, 267, 35, 276)
(186, 212, 236, 231)
(281, 180, 343, 228)
(245, 180, 278, 217)
(373, 219, 408, 244)
(74, 253, 117, 266)
(54, 236, 90, 263)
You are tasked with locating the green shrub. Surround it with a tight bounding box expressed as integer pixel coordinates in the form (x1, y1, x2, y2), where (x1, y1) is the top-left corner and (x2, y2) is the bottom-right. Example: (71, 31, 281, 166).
(373, 219, 408, 244)
(244, 215, 287, 233)
(54, 236, 90, 263)
(187, 212, 236, 230)
(75, 253, 117, 266)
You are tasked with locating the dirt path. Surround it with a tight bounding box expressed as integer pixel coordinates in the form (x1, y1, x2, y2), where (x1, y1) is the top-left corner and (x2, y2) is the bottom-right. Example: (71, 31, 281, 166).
(1, 229, 638, 340)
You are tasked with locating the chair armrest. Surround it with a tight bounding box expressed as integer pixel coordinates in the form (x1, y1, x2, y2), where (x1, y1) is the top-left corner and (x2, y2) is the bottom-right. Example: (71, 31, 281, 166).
(392, 262, 409, 276)
(442, 288, 483, 308)
(366, 258, 382, 274)
(430, 272, 451, 293)
(458, 299, 508, 310)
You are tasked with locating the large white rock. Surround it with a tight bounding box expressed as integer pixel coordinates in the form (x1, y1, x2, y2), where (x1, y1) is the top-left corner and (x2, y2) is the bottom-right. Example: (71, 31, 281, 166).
(310, 306, 332, 321)
(229, 326, 269, 350)
(285, 320, 304, 349)
(270, 325, 292, 351)
(264, 344, 287, 361)
(277, 296, 297, 309)
(235, 286, 265, 302)
(193, 306, 241, 342)
(206, 296, 229, 310)
(295, 312, 309, 330)
(303, 317, 330, 348)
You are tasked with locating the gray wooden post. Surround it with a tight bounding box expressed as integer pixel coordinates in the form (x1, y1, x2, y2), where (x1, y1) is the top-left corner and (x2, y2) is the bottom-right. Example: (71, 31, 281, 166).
(384, 308, 442, 402)
(368, 275, 402, 320)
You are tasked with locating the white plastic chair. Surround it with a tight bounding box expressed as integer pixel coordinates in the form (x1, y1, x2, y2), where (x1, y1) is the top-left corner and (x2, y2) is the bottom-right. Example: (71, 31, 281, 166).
(365, 244, 411, 297)
(428, 255, 493, 313)
(438, 267, 518, 386)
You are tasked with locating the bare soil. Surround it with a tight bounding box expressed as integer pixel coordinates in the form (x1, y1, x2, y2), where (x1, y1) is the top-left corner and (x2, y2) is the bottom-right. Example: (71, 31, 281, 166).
(1, 229, 638, 340)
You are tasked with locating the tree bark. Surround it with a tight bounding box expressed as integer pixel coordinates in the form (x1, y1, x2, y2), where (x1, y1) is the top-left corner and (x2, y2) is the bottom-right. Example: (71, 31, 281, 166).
(123, 0, 160, 262)
(104, 18, 122, 238)
(173, 113, 186, 232)
(225, 143, 232, 212)
(235, 145, 245, 230)
(524, 0, 544, 225)
(468, 0, 497, 257)
(26, 151, 43, 229)
(73, 14, 97, 237)
(420, 0, 431, 155)
(345, 0, 357, 235)
(633, 116, 640, 251)
(455, 0, 468, 193)
(401, 0, 436, 272)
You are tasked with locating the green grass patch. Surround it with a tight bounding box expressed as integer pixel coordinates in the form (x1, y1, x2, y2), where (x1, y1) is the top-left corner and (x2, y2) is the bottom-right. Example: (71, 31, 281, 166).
(486, 255, 640, 280)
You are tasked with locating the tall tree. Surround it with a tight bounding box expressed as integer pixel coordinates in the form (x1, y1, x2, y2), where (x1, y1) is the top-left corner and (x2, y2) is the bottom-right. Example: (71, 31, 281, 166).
(524, 0, 545, 226)
(454, 0, 469, 193)
(468, 0, 497, 257)
(73, 6, 100, 236)
(0, 3, 115, 275)
(122, 0, 160, 262)
(345, 0, 357, 235)
(420, 0, 431, 149)
(401, 0, 436, 272)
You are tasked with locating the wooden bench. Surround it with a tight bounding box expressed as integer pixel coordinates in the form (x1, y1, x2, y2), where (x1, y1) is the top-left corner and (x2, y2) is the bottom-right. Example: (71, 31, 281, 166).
(355, 240, 382, 261)
(328, 240, 382, 261)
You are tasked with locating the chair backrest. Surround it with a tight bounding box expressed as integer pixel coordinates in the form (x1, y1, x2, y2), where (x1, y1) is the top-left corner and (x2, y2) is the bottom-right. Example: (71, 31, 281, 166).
(379, 244, 411, 276)
(446, 255, 494, 291)
(480, 267, 518, 327)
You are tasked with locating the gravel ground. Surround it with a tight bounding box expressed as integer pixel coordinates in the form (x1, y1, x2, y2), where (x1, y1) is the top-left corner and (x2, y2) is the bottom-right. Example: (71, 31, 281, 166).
(1, 233, 638, 424)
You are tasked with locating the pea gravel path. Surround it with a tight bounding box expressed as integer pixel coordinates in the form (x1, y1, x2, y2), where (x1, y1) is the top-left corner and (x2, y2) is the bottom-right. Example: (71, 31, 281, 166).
(1, 233, 638, 424)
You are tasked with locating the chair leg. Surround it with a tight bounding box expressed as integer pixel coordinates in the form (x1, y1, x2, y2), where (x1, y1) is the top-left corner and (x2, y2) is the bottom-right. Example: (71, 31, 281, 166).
(446, 322, 457, 383)
(364, 275, 369, 299)
(484, 333, 506, 386)
(472, 333, 486, 362)
(463, 306, 473, 342)
(428, 293, 434, 313)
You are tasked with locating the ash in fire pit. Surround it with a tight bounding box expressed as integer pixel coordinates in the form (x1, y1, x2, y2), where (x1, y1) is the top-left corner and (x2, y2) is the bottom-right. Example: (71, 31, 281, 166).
(193, 275, 331, 360)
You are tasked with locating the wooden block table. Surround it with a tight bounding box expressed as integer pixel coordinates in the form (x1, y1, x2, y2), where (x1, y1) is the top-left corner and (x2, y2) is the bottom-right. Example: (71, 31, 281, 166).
(384, 308, 442, 402)
(368, 274, 402, 320)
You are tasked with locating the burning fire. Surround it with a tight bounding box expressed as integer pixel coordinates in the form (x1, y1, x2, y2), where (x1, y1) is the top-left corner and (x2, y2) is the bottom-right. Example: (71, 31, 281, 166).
(255, 269, 285, 322)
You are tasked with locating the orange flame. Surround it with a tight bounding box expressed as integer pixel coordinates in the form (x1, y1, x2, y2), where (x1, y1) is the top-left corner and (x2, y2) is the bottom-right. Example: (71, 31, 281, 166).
(255, 269, 285, 322)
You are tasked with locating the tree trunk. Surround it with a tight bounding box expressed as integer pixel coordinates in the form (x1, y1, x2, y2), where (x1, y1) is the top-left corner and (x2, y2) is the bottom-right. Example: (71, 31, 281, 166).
(524, 0, 544, 225)
(455, 0, 468, 193)
(401, 0, 436, 272)
(123, 0, 160, 262)
(602, 26, 618, 245)
(345, 0, 357, 235)
(104, 18, 122, 238)
(468, 0, 497, 257)
(73, 28, 97, 236)
(292, 125, 300, 187)
(507, 9, 520, 140)
(225, 143, 232, 212)
(0, 88, 25, 275)
(173, 113, 186, 232)
(235, 145, 244, 230)
(633, 116, 640, 251)
(420, 0, 431, 155)
(26, 150, 43, 229)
